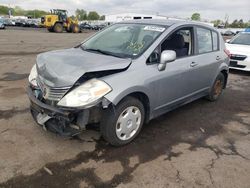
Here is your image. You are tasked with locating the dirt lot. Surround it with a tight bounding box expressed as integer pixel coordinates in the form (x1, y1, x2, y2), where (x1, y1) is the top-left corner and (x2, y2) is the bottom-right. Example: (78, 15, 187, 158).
(0, 27, 250, 188)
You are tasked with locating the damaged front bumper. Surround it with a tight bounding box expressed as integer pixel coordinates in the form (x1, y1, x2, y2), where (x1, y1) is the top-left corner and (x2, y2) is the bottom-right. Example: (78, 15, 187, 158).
(27, 86, 101, 137)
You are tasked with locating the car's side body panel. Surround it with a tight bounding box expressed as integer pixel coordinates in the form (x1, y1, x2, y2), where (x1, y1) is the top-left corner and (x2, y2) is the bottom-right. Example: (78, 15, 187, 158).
(103, 22, 229, 121)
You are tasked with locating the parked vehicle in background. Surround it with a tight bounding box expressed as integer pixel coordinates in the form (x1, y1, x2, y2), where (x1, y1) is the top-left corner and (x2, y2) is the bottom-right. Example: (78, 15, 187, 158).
(41, 9, 80, 33)
(93, 24, 106, 30)
(222, 30, 235, 36)
(15, 19, 26, 27)
(0, 20, 5, 29)
(245, 28, 250, 32)
(226, 32, 250, 71)
(23, 19, 40, 28)
(2, 18, 15, 26)
(91, 24, 100, 30)
(79, 23, 93, 30)
(27, 20, 229, 146)
(235, 31, 242, 35)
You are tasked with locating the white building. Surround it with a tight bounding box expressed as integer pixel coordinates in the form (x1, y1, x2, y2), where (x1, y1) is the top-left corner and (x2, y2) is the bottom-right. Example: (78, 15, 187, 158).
(105, 13, 167, 23)
(105, 12, 214, 27)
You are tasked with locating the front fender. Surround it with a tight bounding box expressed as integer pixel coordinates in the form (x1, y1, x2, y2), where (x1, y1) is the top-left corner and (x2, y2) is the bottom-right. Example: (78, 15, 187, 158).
(104, 85, 151, 106)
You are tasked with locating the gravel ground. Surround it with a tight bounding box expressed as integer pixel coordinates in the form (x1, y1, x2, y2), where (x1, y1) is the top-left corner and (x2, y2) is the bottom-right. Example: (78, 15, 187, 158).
(0, 27, 250, 188)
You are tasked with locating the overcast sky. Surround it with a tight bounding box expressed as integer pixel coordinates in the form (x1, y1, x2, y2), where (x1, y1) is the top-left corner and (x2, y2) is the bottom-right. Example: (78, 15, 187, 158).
(0, 0, 249, 22)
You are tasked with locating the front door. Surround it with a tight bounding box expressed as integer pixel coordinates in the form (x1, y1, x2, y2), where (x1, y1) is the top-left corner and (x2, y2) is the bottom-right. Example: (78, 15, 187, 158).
(152, 26, 213, 115)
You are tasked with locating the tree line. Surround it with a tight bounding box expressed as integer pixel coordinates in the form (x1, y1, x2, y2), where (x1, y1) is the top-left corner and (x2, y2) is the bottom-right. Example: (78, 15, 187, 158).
(191, 13, 250, 28)
(75, 9, 105, 21)
(1, 5, 249, 27)
(0, 5, 48, 18)
(0, 5, 105, 20)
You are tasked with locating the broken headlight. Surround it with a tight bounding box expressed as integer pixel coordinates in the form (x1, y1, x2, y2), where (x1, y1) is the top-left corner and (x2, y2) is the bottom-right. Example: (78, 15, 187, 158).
(57, 79, 112, 108)
(28, 64, 38, 87)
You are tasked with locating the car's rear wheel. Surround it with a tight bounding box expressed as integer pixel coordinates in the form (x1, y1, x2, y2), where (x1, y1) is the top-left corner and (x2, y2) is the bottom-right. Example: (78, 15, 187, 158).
(100, 96, 145, 146)
(206, 72, 225, 101)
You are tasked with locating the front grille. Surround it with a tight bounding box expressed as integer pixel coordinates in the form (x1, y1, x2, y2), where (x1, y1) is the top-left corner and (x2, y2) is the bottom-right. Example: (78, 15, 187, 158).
(37, 79, 70, 101)
(230, 61, 246, 68)
(46, 87, 69, 101)
(230, 54, 247, 61)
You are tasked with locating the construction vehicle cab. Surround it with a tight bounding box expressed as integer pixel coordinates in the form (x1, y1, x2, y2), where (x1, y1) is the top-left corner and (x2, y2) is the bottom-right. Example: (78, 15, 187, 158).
(41, 9, 80, 33)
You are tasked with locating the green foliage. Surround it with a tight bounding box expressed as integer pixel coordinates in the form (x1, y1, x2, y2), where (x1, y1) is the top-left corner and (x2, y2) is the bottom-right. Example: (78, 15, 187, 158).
(13, 6, 25, 16)
(211, 19, 250, 28)
(229, 19, 250, 28)
(211, 19, 223, 27)
(0, 5, 48, 18)
(75, 9, 87, 21)
(24, 9, 48, 18)
(0, 5, 11, 15)
(69, 15, 77, 20)
(87, 11, 100, 20)
(191, 13, 201, 21)
(100, 15, 105, 20)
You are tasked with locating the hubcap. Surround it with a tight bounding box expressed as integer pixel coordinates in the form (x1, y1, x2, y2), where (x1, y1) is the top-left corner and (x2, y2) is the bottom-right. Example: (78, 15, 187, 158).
(116, 106, 142, 141)
(214, 80, 223, 97)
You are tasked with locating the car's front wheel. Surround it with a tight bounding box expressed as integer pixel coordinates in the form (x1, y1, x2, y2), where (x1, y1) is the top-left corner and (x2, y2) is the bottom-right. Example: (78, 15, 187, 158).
(100, 96, 145, 146)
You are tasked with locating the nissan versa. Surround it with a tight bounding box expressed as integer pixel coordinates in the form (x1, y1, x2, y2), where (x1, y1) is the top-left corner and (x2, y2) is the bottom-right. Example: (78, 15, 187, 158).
(27, 20, 230, 146)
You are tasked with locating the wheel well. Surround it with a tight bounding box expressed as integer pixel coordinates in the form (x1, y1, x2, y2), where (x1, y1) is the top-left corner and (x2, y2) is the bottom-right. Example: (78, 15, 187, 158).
(221, 70, 228, 88)
(126, 92, 150, 123)
(54, 21, 63, 25)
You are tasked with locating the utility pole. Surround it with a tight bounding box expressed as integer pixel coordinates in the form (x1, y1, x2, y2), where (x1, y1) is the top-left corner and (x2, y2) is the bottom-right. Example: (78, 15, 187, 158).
(8, 3, 11, 18)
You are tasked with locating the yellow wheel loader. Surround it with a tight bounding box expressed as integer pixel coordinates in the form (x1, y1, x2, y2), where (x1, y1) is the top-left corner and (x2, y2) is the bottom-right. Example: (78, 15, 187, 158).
(41, 9, 80, 33)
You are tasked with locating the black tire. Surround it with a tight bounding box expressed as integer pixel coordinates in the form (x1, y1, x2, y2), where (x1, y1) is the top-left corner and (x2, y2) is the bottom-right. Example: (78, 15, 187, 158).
(206, 72, 225, 101)
(100, 96, 145, 146)
(71, 24, 80, 33)
(53, 23, 63, 33)
(66, 27, 72, 33)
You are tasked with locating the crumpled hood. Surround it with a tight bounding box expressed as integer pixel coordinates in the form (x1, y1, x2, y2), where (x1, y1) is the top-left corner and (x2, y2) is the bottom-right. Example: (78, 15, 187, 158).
(36, 48, 131, 87)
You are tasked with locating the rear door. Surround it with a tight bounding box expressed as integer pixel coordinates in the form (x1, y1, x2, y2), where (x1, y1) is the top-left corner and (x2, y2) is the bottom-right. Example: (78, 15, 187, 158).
(192, 26, 221, 89)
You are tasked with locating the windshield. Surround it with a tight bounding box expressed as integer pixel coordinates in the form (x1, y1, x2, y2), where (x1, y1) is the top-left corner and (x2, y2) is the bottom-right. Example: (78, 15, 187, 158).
(81, 23, 166, 58)
(229, 33, 250, 45)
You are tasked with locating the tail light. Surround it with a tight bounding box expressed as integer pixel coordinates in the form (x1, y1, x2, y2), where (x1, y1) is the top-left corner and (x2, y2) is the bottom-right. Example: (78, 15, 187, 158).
(224, 49, 231, 58)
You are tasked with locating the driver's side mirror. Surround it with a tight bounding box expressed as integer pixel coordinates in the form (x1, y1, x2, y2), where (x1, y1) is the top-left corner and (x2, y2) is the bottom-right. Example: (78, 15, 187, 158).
(158, 50, 176, 71)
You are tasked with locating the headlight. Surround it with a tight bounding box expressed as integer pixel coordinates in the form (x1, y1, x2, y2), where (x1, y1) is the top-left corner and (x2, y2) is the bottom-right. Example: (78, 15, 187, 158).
(28, 64, 38, 87)
(57, 79, 112, 107)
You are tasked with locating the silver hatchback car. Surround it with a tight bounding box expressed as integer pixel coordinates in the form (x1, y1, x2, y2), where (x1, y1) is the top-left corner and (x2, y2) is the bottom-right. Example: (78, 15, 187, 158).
(28, 20, 229, 146)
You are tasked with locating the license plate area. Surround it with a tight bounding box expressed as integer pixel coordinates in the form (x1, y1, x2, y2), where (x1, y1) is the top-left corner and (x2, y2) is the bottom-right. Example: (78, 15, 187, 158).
(36, 113, 51, 125)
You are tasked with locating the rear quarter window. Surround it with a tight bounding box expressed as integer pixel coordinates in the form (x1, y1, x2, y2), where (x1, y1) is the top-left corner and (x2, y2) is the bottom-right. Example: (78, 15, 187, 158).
(197, 27, 212, 54)
(212, 31, 219, 51)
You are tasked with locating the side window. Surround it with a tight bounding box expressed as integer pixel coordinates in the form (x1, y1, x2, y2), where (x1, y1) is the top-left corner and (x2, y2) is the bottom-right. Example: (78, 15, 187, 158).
(212, 31, 219, 51)
(147, 48, 160, 64)
(147, 27, 194, 64)
(197, 27, 212, 53)
(161, 27, 193, 58)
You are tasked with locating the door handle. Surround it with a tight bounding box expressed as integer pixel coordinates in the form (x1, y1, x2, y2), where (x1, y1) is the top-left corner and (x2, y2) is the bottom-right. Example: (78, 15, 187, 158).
(190, 62, 198, 67)
(216, 56, 221, 60)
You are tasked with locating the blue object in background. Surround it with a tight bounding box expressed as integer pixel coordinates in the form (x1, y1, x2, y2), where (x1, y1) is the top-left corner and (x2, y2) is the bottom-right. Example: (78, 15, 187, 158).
(245, 28, 250, 32)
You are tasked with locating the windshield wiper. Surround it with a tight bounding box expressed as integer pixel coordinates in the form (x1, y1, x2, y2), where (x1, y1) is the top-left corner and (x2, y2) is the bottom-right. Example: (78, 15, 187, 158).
(82, 47, 127, 58)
